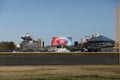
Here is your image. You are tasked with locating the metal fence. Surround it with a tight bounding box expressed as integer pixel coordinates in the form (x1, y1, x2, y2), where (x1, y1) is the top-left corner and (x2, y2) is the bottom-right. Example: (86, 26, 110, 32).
(0, 52, 118, 65)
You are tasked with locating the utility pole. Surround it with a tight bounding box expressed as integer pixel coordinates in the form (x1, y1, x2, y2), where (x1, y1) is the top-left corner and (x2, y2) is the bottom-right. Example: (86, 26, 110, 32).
(115, 2, 120, 64)
(118, 4, 120, 64)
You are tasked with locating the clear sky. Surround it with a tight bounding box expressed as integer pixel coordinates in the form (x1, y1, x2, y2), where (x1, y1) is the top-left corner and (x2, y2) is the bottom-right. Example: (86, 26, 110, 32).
(0, 0, 118, 45)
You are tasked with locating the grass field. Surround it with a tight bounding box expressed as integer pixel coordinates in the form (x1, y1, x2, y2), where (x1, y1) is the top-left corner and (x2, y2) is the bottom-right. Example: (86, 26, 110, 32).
(0, 65, 119, 80)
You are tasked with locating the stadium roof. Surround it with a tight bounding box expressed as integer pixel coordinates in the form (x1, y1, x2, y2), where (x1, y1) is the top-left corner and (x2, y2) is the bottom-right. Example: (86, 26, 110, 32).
(88, 35, 114, 42)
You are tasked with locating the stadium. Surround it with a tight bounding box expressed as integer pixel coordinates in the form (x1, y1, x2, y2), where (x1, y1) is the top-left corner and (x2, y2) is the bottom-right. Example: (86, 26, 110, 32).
(0, 33, 118, 65)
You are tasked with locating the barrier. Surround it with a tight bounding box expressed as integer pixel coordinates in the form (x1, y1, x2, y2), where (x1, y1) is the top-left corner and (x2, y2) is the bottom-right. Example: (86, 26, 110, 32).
(0, 52, 118, 65)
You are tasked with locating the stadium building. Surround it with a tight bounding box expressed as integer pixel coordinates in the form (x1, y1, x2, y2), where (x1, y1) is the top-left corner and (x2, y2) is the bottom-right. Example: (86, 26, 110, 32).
(20, 33, 44, 52)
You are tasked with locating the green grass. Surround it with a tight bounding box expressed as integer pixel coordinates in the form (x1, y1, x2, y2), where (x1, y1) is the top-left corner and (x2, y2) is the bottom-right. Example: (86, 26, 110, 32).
(0, 65, 119, 80)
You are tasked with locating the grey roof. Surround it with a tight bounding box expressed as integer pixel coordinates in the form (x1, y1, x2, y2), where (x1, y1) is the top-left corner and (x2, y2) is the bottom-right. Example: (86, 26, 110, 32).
(88, 35, 114, 42)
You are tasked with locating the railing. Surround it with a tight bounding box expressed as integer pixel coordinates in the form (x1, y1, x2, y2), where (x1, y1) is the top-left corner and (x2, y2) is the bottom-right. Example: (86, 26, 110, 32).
(0, 52, 118, 54)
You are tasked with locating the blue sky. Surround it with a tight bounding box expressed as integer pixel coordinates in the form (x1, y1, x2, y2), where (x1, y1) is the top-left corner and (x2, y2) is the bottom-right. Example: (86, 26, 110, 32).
(0, 0, 118, 45)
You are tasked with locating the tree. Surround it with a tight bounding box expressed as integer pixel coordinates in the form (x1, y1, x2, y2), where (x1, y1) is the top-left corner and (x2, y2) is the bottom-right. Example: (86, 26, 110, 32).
(0, 41, 16, 52)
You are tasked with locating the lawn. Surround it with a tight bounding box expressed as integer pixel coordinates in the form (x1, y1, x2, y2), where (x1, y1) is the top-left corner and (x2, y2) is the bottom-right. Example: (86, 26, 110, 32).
(0, 65, 119, 80)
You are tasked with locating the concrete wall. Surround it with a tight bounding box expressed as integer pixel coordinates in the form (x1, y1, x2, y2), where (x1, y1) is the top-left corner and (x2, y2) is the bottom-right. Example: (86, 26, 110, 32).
(0, 52, 118, 65)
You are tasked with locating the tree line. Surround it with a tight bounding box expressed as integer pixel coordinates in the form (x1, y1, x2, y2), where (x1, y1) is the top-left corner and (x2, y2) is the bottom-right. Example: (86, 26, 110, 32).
(0, 41, 16, 52)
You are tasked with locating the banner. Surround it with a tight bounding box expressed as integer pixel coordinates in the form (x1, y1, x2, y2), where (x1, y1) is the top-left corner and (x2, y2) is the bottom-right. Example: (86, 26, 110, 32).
(52, 37, 72, 46)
